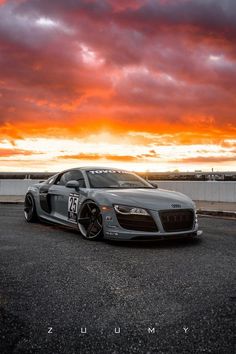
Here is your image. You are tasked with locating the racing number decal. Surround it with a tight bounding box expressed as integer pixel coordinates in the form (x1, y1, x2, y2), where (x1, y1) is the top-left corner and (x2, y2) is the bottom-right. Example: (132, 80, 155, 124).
(68, 194, 79, 222)
(69, 196, 78, 213)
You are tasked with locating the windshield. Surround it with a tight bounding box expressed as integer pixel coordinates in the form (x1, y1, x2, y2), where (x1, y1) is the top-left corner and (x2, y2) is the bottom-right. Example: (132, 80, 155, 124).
(86, 169, 154, 189)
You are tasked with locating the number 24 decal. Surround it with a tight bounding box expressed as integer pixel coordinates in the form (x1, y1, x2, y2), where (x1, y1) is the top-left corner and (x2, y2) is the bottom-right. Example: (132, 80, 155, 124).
(68, 195, 79, 213)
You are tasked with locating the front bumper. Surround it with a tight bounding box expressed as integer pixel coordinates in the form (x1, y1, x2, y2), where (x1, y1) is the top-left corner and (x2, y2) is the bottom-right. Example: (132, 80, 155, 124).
(102, 206, 202, 240)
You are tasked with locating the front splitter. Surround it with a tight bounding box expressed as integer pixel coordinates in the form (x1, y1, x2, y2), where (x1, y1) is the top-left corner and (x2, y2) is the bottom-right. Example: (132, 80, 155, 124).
(104, 229, 202, 241)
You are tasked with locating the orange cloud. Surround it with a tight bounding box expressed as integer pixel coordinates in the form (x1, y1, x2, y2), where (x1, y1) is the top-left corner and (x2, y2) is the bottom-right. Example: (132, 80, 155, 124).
(0, 148, 36, 157)
(58, 152, 158, 162)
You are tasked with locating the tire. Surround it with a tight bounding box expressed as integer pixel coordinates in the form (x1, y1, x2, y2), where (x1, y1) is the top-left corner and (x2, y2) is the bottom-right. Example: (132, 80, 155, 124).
(24, 193, 38, 222)
(77, 200, 103, 240)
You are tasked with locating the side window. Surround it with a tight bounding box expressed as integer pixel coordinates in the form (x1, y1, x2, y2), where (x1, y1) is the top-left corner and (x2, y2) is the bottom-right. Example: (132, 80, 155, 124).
(69, 170, 86, 188)
(56, 170, 85, 187)
(59, 173, 68, 186)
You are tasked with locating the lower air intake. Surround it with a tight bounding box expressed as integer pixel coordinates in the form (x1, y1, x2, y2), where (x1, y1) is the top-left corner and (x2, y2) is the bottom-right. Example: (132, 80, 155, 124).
(116, 213, 158, 232)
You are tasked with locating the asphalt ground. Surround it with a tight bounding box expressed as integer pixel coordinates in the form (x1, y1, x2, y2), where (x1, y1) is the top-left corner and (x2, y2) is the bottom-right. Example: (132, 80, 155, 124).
(0, 205, 235, 354)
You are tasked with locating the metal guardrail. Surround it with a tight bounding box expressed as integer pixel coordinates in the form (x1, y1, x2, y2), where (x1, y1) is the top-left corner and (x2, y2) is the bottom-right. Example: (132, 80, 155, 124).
(156, 181, 236, 203)
(0, 180, 41, 196)
(0, 179, 235, 202)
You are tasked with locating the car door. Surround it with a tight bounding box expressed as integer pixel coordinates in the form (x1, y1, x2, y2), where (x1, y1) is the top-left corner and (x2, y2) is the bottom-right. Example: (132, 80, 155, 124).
(49, 170, 85, 223)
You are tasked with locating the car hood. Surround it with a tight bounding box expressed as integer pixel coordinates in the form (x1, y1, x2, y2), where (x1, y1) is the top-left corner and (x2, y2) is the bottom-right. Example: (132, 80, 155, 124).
(91, 188, 195, 211)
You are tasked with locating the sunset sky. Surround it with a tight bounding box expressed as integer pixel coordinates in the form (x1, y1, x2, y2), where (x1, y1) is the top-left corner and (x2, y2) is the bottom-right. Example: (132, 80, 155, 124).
(0, 0, 235, 172)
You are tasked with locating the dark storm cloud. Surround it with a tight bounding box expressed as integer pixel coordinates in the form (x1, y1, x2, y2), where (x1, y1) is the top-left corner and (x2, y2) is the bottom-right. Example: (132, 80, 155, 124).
(14, 0, 236, 42)
(0, 0, 235, 141)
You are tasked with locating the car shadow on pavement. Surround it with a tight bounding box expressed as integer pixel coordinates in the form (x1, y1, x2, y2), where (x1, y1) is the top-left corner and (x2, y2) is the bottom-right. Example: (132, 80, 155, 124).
(36, 219, 202, 249)
(105, 237, 202, 249)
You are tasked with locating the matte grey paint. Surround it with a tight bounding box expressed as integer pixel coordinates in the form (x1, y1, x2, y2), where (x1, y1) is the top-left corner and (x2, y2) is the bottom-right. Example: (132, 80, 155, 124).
(25, 167, 202, 240)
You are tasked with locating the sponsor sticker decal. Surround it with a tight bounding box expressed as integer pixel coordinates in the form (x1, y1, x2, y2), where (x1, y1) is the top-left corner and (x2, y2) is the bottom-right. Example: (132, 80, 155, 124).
(88, 170, 129, 174)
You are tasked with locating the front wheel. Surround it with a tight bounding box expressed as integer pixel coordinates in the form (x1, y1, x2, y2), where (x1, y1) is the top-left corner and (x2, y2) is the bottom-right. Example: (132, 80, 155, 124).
(24, 193, 38, 222)
(77, 200, 103, 240)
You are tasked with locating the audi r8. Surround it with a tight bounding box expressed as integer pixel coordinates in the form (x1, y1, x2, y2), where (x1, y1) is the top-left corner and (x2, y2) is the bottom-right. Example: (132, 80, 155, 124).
(24, 167, 202, 241)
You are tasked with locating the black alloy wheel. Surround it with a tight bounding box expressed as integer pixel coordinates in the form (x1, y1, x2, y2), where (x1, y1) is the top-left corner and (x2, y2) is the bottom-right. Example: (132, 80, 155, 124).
(24, 193, 38, 222)
(77, 200, 103, 240)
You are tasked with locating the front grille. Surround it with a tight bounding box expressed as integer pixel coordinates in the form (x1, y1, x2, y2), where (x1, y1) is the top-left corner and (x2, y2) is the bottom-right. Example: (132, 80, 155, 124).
(159, 209, 194, 232)
(116, 213, 158, 232)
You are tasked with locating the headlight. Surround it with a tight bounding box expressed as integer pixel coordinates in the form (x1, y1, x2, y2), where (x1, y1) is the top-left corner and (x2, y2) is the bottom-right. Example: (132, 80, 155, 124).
(114, 204, 149, 216)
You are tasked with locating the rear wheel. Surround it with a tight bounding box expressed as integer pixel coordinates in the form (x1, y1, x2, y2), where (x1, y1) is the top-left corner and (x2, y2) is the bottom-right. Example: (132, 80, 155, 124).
(24, 193, 38, 222)
(77, 200, 103, 240)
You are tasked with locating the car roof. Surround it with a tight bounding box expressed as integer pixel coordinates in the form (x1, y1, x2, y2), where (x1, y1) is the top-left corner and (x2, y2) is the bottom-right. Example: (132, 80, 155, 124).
(68, 166, 127, 171)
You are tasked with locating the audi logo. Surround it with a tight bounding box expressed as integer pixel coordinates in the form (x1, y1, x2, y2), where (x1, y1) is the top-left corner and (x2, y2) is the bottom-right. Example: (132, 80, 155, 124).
(171, 204, 181, 208)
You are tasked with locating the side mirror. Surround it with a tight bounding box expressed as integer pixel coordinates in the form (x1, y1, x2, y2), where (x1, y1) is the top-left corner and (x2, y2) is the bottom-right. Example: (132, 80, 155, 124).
(149, 181, 158, 188)
(66, 180, 80, 190)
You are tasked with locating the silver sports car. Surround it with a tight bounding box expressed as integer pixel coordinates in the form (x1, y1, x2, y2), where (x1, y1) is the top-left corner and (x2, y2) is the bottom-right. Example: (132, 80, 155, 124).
(24, 167, 202, 241)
